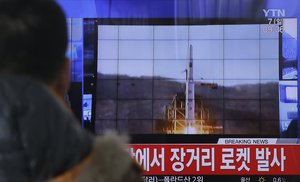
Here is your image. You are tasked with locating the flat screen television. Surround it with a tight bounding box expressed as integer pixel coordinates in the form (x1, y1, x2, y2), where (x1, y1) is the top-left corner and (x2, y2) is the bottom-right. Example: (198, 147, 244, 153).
(60, 1, 300, 180)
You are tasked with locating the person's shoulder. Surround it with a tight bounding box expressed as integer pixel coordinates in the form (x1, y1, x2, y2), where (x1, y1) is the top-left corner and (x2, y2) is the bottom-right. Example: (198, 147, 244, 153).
(0, 74, 43, 114)
(0, 73, 47, 97)
(0, 74, 94, 180)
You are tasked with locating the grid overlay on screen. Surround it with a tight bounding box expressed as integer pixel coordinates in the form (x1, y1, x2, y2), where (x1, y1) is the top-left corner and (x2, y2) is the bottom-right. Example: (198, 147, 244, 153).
(96, 24, 280, 135)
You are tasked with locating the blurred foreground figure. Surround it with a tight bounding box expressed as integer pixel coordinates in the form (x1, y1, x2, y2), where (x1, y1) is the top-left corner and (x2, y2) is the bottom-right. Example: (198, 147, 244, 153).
(0, 0, 142, 181)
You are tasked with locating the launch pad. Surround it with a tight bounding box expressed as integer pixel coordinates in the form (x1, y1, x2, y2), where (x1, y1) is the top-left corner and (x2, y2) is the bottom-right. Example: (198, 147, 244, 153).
(161, 45, 222, 134)
(164, 93, 223, 134)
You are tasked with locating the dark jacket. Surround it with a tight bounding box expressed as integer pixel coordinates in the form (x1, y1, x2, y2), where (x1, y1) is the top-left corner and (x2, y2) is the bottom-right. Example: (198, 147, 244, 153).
(0, 74, 93, 182)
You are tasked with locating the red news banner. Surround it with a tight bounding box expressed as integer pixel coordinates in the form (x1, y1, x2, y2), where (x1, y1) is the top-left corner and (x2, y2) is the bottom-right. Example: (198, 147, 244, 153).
(128, 144, 300, 175)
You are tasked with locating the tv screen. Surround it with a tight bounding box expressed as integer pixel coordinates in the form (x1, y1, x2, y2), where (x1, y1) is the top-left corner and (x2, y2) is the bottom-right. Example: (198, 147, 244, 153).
(61, 1, 300, 180)
(86, 18, 298, 136)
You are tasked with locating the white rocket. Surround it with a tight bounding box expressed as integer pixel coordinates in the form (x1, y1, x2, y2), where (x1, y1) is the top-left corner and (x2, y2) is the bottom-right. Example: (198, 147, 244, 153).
(185, 45, 195, 124)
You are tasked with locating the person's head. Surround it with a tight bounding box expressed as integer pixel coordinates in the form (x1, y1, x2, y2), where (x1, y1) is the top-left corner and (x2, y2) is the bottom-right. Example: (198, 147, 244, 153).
(0, 0, 70, 99)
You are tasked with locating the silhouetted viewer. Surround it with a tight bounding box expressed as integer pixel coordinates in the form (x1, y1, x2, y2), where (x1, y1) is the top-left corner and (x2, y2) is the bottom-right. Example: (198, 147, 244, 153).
(0, 0, 142, 182)
(0, 0, 93, 181)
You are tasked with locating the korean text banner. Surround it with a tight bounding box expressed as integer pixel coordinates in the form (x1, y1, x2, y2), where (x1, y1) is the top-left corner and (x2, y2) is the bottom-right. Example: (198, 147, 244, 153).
(129, 144, 300, 175)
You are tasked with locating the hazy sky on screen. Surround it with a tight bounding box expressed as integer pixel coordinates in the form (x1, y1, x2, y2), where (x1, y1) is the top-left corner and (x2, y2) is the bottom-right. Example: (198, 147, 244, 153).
(97, 24, 280, 85)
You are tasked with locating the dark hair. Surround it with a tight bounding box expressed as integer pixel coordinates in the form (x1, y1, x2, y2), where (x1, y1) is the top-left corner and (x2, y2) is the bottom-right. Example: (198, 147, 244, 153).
(0, 0, 68, 83)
